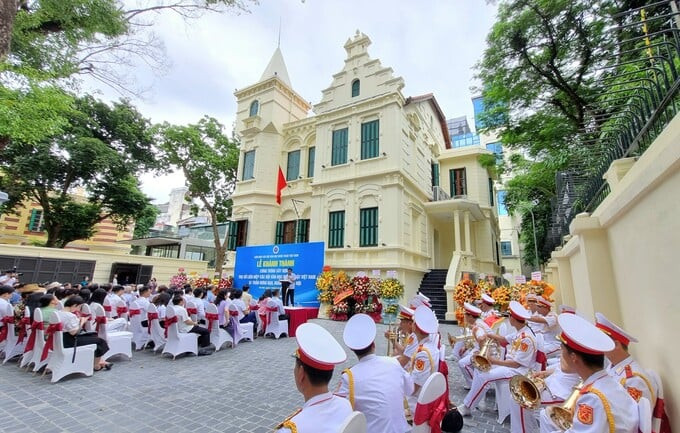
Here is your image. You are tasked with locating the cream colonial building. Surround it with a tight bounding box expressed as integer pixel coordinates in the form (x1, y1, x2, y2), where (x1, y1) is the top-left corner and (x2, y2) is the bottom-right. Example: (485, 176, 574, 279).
(230, 32, 500, 319)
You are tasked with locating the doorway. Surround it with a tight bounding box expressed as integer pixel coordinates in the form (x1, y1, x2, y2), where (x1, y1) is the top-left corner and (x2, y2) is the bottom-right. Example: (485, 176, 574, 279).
(109, 263, 153, 286)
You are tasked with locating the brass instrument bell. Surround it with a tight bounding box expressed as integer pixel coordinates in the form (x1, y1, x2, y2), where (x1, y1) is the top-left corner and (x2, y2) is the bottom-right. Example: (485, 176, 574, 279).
(509, 371, 546, 410)
(546, 381, 583, 431)
(471, 338, 493, 371)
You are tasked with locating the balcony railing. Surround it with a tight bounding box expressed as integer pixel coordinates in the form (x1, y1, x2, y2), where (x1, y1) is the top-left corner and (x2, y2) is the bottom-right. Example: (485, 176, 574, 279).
(432, 186, 451, 201)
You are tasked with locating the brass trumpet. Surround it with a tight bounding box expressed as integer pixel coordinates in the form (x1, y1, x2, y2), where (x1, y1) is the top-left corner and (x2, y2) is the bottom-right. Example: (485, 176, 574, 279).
(471, 338, 494, 371)
(447, 329, 475, 350)
(509, 371, 546, 409)
(545, 381, 583, 431)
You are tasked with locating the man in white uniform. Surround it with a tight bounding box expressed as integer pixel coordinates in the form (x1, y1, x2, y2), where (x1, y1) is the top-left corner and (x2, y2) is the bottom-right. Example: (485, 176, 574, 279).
(390, 305, 419, 368)
(539, 313, 638, 433)
(459, 301, 537, 416)
(527, 296, 560, 357)
(456, 303, 492, 389)
(595, 312, 657, 406)
(479, 293, 499, 324)
(406, 305, 440, 415)
(276, 323, 352, 433)
(337, 313, 413, 433)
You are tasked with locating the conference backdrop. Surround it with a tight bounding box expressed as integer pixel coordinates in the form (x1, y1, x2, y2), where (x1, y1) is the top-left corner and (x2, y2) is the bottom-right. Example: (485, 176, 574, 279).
(233, 242, 324, 306)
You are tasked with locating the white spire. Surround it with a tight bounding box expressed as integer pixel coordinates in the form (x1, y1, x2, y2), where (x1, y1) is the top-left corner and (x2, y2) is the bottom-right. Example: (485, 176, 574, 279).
(260, 47, 291, 87)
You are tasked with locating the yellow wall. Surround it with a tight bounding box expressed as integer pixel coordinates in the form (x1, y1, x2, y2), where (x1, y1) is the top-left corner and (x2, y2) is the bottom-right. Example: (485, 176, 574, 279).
(546, 113, 680, 431)
(0, 244, 208, 286)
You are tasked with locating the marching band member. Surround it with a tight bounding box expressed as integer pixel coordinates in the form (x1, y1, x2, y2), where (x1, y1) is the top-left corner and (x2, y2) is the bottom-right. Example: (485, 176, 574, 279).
(409, 293, 431, 309)
(456, 303, 492, 389)
(595, 312, 657, 406)
(479, 293, 499, 326)
(337, 313, 413, 433)
(276, 323, 351, 433)
(389, 305, 419, 368)
(405, 305, 440, 415)
(527, 296, 560, 357)
(459, 301, 537, 416)
(539, 313, 638, 433)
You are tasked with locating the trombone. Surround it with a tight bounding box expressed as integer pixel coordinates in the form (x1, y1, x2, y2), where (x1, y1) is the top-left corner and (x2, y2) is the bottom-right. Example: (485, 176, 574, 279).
(545, 381, 584, 431)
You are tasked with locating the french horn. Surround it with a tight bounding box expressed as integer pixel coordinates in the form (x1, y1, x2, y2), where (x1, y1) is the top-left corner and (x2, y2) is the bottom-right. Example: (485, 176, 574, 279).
(545, 381, 583, 431)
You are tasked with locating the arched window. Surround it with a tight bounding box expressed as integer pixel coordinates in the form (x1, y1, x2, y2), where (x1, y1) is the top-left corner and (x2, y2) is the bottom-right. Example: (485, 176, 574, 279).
(249, 100, 259, 117)
(351, 79, 360, 97)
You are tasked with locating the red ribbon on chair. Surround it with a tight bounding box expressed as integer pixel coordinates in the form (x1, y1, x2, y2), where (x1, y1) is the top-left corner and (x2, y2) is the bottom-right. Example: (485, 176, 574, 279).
(129, 309, 141, 317)
(250, 304, 259, 311)
(116, 306, 128, 317)
(79, 313, 91, 320)
(103, 305, 112, 313)
(263, 306, 278, 334)
(164, 315, 178, 338)
(536, 350, 548, 371)
(40, 322, 63, 362)
(94, 316, 107, 334)
(24, 320, 44, 353)
(17, 316, 31, 343)
(413, 393, 448, 433)
(229, 310, 239, 317)
(186, 307, 198, 315)
(0, 315, 14, 343)
(205, 312, 219, 332)
(146, 312, 159, 334)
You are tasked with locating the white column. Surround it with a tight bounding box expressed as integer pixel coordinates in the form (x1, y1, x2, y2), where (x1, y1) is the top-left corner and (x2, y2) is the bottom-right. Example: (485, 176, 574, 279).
(464, 210, 471, 253)
(453, 210, 461, 252)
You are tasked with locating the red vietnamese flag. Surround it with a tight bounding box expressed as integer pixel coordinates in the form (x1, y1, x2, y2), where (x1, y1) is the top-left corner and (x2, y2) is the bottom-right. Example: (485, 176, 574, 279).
(276, 166, 287, 204)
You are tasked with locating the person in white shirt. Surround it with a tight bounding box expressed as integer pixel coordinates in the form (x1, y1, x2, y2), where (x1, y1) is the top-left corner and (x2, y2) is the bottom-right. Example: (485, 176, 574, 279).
(137, 286, 152, 327)
(61, 296, 112, 371)
(0, 286, 14, 343)
(271, 288, 288, 320)
(191, 288, 206, 323)
(405, 305, 441, 415)
(230, 289, 258, 336)
(170, 295, 211, 350)
(337, 313, 413, 433)
(527, 296, 560, 357)
(276, 323, 351, 433)
(282, 268, 297, 306)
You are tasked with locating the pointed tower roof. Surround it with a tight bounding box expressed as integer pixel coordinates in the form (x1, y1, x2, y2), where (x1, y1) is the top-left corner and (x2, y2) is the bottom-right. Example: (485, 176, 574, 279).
(260, 47, 292, 87)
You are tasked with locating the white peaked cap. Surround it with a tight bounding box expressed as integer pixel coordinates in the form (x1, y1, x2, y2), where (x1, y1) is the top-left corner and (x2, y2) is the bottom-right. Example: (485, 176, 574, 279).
(463, 302, 482, 317)
(557, 313, 615, 355)
(414, 305, 439, 334)
(594, 312, 638, 345)
(295, 323, 347, 371)
(343, 313, 377, 350)
(481, 293, 495, 305)
(508, 301, 531, 321)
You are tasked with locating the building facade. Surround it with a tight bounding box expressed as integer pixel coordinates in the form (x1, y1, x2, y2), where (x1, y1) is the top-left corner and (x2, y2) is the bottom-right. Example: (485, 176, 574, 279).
(230, 32, 500, 315)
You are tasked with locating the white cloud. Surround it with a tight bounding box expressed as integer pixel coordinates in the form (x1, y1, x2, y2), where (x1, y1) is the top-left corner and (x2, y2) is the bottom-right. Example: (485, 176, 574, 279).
(85, 0, 497, 203)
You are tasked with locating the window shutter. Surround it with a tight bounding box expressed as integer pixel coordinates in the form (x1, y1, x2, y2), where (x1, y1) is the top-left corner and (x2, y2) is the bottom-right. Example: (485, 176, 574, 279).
(295, 219, 309, 243)
(431, 163, 440, 187)
(287, 150, 300, 181)
(361, 120, 379, 159)
(227, 221, 238, 250)
(275, 221, 284, 244)
(28, 209, 38, 231)
(332, 128, 348, 166)
(489, 178, 494, 206)
(307, 147, 315, 177)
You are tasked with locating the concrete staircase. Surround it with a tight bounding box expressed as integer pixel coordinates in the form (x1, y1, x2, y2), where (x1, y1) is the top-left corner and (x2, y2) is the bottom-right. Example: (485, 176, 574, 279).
(417, 269, 450, 322)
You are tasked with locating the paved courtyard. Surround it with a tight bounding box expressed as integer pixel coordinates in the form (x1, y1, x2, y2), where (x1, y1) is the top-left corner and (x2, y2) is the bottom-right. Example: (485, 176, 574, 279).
(0, 319, 509, 433)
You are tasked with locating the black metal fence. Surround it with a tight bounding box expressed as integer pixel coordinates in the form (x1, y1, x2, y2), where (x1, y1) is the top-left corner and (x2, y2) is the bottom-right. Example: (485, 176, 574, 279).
(544, 0, 680, 254)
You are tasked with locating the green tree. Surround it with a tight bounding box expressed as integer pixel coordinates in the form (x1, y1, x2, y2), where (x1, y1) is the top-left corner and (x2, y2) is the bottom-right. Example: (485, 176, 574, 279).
(0, 95, 159, 247)
(133, 203, 160, 239)
(156, 116, 239, 276)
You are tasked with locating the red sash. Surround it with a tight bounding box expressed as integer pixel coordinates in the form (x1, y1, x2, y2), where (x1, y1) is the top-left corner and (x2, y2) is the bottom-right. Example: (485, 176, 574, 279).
(146, 312, 159, 334)
(229, 310, 239, 317)
(413, 393, 448, 433)
(164, 315, 178, 337)
(128, 309, 141, 317)
(40, 322, 63, 362)
(94, 316, 107, 333)
(116, 306, 128, 317)
(23, 320, 44, 352)
(186, 307, 198, 315)
(205, 312, 219, 332)
(0, 315, 13, 342)
(103, 305, 112, 313)
(17, 316, 31, 343)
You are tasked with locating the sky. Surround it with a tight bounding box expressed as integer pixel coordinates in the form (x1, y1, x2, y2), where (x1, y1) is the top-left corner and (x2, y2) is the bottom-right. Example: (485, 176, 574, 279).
(87, 0, 498, 203)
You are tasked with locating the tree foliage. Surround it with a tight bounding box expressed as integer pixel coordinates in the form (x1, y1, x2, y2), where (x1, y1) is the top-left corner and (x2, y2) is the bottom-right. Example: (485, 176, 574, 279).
(0, 95, 159, 247)
(156, 116, 239, 275)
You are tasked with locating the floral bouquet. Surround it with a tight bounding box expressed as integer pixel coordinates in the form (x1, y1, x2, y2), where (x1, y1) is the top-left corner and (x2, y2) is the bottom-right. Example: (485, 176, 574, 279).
(351, 275, 371, 303)
(491, 286, 511, 311)
(510, 283, 528, 306)
(379, 278, 404, 299)
(190, 276, 212, 289)
(330, 301, 349, 321)
(454, 279, 480, 324)
(476, 279, 493, 295)
(170, 268, 188, 287)
(527, 280, 555, 301)
(213, 276, 233, 290)
(316, 268, 335, 304)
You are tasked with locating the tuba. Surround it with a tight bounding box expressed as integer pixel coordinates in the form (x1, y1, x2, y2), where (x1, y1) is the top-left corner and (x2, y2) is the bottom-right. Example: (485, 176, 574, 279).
(471, 338, 493, 371)
(545, 381, 584, 431)
(509, 371, 546, 409)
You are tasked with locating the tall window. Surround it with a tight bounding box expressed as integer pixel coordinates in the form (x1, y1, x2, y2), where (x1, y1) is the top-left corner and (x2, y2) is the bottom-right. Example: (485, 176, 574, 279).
(431, 162, 440, 187)
(286, 150, 300, 181)
(275, 219, 310, 244)
(486, 142, 503, 164)
(449, 168, 467, 197)
(227, 220, 248, 250)
(331, 128, 348, 166)
(501, 241, 512, 256)
(351, 79, 360, 97)
(360, 120, 379, 159)
(497, 190, 508, 216)
(28, 209, 45, 232)
(488, 178, 494, 206)
(359, 207, 378, 247)
(249, 100, 259, 117)
(328, 211, 345, 248)
(307, 147, 315, 177)
(242, 150, 255, 180)
(295, 219, 310, 243)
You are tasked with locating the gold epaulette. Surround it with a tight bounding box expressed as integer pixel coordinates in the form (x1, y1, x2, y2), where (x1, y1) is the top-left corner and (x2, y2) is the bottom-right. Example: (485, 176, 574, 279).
(275, 408, 301, 432)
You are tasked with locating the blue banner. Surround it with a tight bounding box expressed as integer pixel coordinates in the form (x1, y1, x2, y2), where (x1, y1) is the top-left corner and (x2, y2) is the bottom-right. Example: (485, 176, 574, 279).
(233, 242, 324, 306)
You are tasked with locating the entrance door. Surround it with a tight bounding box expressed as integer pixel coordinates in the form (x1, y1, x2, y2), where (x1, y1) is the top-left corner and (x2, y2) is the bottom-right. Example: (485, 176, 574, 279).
(109, 263, 154, 285)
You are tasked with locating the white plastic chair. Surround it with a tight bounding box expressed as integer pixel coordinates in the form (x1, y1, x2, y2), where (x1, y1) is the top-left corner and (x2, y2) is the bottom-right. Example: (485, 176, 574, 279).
(205, 303, 232, 351)
(638, 397, 652, 433)
(23, 308, 48, 372)
(128, 301, 149, 351)
(0, 302, 13, 355)
(338, 411, 367, 433)
(45, 311, 96, 383)
(3, 305, 29, 363)
(79, 303, 95, 332)
(265, 299, 288, 339)
(228, 304, 253, 344)
(185, 300, 198, 323)
(113, 298, 129, 322)
(146, 304, 166, 352)
(413, 372, 447, 433)
(91, 303, 132, 361)
(161, 305, 198, 359)
(19, 307, 39, 369)
(103, 297, 115, 319)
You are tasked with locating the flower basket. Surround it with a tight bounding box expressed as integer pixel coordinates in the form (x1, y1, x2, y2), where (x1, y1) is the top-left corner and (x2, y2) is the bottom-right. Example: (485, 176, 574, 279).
(351, 275, 371, 304)
(170, 269, 188, 287)
(316, 270, 335, 304)
(476, 279, 493, 295)
(213, 276, 233, 290)
(330, 301, 349, 321)
(491, 286, 511, 312)
(379, 278, 404, 299)
(453, 279, 480, 307)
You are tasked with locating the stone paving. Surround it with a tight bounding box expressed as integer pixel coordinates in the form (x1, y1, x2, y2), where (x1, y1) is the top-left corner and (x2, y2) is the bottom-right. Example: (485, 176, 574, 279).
(0, 319, 510, 433)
